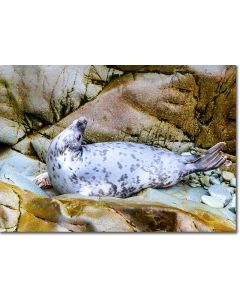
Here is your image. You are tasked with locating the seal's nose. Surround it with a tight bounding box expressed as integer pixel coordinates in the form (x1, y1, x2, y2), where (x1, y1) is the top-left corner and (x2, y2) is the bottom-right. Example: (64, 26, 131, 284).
(72, 117, 88, 130)
(78, 117, 87, 126)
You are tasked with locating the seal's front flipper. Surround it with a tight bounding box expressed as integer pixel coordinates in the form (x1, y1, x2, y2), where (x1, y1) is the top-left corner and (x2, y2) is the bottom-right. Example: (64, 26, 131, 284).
(33, 172, 52, 188)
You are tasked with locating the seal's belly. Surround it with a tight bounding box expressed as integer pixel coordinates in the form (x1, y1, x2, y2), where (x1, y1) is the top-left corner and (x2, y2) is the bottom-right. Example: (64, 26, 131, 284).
(48, 142, 184, 197)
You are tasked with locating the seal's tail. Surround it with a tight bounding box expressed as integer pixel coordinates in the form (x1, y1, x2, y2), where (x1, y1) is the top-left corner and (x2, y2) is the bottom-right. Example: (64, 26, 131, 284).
(184, 142, 228, 174)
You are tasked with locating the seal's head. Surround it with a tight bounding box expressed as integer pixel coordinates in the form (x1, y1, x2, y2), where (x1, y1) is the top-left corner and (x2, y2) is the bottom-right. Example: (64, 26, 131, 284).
(60, 117, 88, 151)
(70, 117, 87, 136)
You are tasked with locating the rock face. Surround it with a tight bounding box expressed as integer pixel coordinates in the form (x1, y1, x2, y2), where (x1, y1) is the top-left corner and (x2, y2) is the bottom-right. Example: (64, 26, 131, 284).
(0, 65, 236, 154)
(0, 181, 236, 232)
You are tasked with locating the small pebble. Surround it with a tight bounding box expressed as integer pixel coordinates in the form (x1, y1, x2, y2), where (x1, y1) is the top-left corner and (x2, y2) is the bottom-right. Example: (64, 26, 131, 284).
(230, 178, 236, 187)
(222, 171, 234, 181)
(226, 194, 236, 213)
(201, 195, 225, 209)
(190, 174, 199, 180)
(189, 181, 201, 188)
(203, 171, 213, 176)
(209, 176, 221, 185)
(211, 173, 220, 179)
(200, 175, 211, 187)
(208, 184, 232, 206)
(213, 170, 221, 176)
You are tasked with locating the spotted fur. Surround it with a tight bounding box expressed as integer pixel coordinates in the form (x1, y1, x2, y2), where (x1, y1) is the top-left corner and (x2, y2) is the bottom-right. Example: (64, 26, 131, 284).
(46, 117, 226, 198)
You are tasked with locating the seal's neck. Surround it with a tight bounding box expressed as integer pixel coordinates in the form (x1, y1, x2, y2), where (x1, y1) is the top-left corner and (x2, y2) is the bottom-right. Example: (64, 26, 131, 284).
(53, 129, 83, 155)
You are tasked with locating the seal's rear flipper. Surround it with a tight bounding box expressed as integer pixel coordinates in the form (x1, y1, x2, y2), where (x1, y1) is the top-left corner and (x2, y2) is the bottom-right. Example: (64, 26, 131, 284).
(185, 142, 228, 174)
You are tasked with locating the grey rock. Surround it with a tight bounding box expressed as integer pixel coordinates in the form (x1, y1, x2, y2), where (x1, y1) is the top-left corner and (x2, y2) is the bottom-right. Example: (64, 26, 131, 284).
(226, 194, 236, 214)
(209, 176, 221, 185)
(0, 117, 26, 145)
(208, 185, 232, 206)
(0, 149, 47, 177)
(189, 181, 201, 188)
(0, 65, 124, 124)
(230, 178, 236, 187)
(203, 170, 214, 176)
(137, 185, 235, 223)
(219, 175, 223, 183)
(31, 135, 51, 163)
(201, 195, 225, 209)
(190, 173, 199, 180)
(0, 164, 48, 197)
(226, 187, 235, 194)
(187, 186, 209, 202)
(211, 173, 220, 178)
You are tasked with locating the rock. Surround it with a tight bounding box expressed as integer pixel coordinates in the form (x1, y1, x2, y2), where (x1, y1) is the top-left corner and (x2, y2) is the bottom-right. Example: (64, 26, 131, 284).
(189, 173, 199, 180)
(189, 181, 201, 188)
(0, 149, 47, 177)
(31, 135, 51, 163)
(193, 66, 236, 154)
(0, 181, 236, 232)
(209, 176, 221, 185)
(204, 170, 214, 176)
(13, 133, 51, 158)
(226, 187, 235, 194)
(230, 178, 236, 187)
(0, 181, 19, 209)
(13, 134, 38, 156)
(220, 162, 236, 176)
(0, 165, 48, 197)
(200, 175, 211, 187)
(208, 185, 232, 206)
(226, 194, 236, 213)
(213, 169, 221, 176)
(222, 171, 234, 181)
(113, 66, 236, 153)
(186, 186, 209, 202)
(54, 72, 198, 151)
(0, 65, 123, 125)
(0, 117, 26, 145)
(201, 195, 225, 209)
(138, 183, 208, 203)
(0, 65, 236, 153)
(0, 204, 20, 229)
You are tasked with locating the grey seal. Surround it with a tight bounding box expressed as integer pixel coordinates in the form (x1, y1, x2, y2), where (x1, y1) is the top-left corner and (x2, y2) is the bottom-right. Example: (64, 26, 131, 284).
(46, 117, 227, 198)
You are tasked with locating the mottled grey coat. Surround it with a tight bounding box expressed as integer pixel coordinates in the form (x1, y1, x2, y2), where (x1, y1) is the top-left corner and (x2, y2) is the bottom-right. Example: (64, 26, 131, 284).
(46, 118, 227, 197)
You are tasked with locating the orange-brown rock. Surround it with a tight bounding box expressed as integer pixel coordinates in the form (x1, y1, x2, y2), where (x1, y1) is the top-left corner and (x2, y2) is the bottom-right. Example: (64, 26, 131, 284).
(0, 181, 236, 233)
